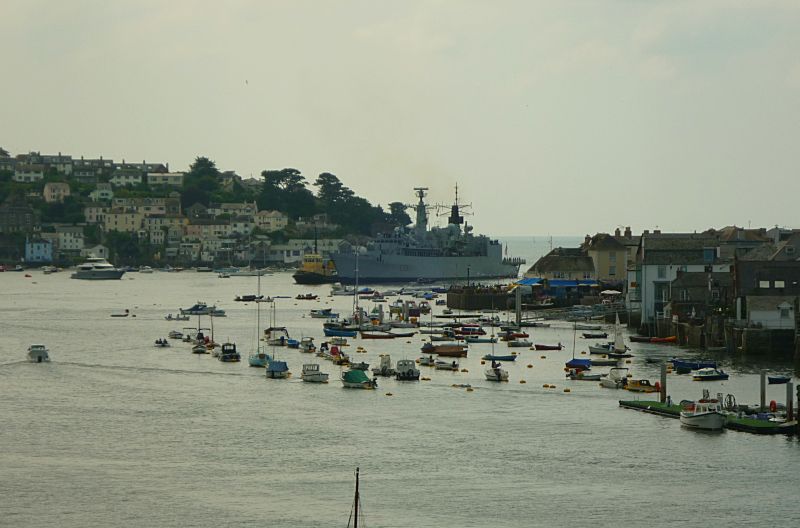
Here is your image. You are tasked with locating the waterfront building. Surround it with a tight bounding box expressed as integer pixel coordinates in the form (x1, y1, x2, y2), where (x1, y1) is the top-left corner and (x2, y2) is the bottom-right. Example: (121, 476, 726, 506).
(627, 232, 730, 324)
(584, 233, 628, 283)
(207, 201, 258, 218)
(84, 204, 110, 224)
(81, 244, 109, 259)
(43, 182, 71, 204)
(525, 247, 596, 281)
(25, 238, 53, 263)
(744, 296, 797, 330)
(54, 225, 85, 256)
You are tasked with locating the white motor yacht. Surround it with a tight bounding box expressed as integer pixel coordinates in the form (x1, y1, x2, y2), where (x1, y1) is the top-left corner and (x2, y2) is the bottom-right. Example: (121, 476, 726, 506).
(679, 399, 727, 430)
(301, 363, 329, 383)
(71, 257, 125, 280)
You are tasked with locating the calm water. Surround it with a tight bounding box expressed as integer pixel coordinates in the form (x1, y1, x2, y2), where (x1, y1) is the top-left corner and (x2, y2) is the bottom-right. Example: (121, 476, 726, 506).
(1, 271, 798, 528)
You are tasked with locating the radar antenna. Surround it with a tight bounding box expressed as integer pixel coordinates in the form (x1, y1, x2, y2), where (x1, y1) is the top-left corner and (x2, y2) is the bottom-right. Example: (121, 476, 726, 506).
(435, 183, 472, 227)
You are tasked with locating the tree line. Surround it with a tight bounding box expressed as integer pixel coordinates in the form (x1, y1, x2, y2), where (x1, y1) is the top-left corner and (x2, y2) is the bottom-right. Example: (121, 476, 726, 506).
(183, 157, 412, 236)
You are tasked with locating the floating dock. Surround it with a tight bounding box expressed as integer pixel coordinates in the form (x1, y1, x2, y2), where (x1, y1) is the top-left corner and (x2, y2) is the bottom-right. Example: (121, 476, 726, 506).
(619, 400, 798, 435)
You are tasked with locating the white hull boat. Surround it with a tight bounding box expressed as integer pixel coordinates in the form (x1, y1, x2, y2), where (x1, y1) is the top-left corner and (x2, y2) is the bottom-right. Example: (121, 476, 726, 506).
(680, 399, 726, 430)
(27, 344, 50, 363)
(301, 364, 329, 383)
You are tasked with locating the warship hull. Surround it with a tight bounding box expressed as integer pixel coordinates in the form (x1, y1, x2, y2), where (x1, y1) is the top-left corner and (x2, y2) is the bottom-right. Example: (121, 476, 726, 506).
(331, 252, 519, 284)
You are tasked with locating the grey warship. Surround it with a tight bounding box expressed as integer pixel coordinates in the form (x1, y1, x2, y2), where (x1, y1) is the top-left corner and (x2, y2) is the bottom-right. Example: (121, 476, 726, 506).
(331, 188, 523, 284)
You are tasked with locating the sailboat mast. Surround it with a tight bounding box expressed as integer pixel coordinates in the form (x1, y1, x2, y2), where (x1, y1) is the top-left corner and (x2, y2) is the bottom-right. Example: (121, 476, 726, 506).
(354, 467, 360, 528)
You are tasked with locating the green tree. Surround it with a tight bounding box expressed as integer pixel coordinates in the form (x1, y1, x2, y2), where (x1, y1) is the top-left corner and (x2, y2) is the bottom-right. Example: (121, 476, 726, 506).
(181, 157, 221, 208)
(388, 201, 411, 227)
(258, 168, 316, 219)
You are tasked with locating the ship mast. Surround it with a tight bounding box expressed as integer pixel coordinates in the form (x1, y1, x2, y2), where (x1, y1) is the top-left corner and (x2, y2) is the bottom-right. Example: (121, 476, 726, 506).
(413, 187, 429, 240)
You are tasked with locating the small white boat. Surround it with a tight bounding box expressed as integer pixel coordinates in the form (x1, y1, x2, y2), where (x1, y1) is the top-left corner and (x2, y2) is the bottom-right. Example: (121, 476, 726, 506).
(299, 337, 317, 354)
(165, 314, 190, 321)
(192, 344, 209, 354)
(27, 344, 50, 363)
(41, 265, 58, 274)
(168, 330, 184, 339)
(139, 266, 154, 273)
(301, 363, 329, 383)
(418, 355, 437, 367)
(599, 367, 629, 389)
(329, 336, 349, 347)
(566, 369, 604, 381)
(484, 361, 509, 382)
(679, 399, 727, 430)
(507, 340, 532, 348)
(575, 324, 602, 331)
(371, 354, 396, 377)
(154, 338, 171, 348)
(395, 359, 420, 381)
(435, 359, 460, 371)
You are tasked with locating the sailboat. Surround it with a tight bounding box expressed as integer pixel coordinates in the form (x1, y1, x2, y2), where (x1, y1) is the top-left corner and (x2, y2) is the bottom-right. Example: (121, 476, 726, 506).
(606, 313, 633, 359)
(565, 322, 591, 371)
(346, 467, 366, 528)
(265, 300, 291, 379)
(484, 320, 509, 381)
(248, 273, 272, 367)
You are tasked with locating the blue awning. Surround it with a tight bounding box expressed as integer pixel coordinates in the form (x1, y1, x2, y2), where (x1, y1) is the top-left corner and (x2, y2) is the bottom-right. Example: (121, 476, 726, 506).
(516, 277, 542, 286)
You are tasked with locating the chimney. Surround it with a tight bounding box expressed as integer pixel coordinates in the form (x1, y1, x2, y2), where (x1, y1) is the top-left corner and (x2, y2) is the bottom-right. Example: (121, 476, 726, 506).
(624, 226, 631, 238)
(614, 228, 621, 237)
(654, 229, 661, 235)
(643, 229, 649, 235)
(166, 162, 169, 172)
(585, 234, 591, 245)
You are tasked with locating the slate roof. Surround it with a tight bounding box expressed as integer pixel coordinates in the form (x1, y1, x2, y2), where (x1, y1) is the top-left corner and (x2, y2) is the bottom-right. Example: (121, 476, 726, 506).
(587, 233, 626, 251)
(642, 233, 718, 265)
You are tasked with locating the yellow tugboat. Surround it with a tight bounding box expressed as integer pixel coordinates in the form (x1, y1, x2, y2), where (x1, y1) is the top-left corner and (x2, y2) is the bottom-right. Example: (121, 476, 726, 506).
(292, 252, 338, 284)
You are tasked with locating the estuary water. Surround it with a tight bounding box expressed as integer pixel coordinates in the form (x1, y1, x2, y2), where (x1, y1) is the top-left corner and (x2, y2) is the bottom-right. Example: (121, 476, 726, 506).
(1, 270, 798, 528)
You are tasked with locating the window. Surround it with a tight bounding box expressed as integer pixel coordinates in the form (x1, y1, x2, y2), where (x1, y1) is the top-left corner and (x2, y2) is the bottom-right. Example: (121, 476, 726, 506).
(703, 248, 716, 263)
(609, 265, 616, 276)
(759, 280, 770, 289)
(680, 289, 689, 301)
(787, 246, 795, 256)
(775, 280, 785, 288)
(609, 253, 617, 263)
(657, 265, 666, 279)
(711, 290, 720, 301)
(780, 308, 789, 318)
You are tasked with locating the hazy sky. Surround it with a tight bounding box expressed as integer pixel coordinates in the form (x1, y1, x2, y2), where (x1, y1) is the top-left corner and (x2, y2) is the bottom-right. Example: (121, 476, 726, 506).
(2, 1, 799, 236)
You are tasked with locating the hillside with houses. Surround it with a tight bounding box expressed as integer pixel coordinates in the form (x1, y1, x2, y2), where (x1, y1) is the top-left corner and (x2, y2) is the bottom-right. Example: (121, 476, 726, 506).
(0, 147, 411, 267)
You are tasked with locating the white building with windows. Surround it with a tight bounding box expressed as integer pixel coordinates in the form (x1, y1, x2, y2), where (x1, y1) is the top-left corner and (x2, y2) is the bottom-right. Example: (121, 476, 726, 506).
(628, 232, 731, 323)
(746, 296, 797, 329)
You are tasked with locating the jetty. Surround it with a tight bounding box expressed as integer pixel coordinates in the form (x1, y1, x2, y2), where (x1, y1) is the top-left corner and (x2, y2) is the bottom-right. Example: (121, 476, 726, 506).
(618, 400, 797, 435)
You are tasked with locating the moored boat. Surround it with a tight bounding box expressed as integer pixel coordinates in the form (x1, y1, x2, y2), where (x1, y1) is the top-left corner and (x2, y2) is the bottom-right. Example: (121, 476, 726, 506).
(692, 368, 729, 381)
(582, 332, 608, 339)
(395, 359, 420, 381)
(679, 399, 727, 430)
(484, 360, 509, 382)
(435, 359, 460, 371)
(768, 375, 791, 385)
(534, 343, 563, 351)
(650, 336, 677, 343)
(483, 353, 517, 361)
(371, 354, 396, 377)
(218, 342, 241, 362)
(421, 342, 468, 357)
(566, 369, 604, 381)
(599, 367, 629, 389)
(266, 359, 290, 379)
(341, 369, 377, 389)
(301, 363, 329, 383)
(624, 379, 660, 393)
(71, 257, 125, 280)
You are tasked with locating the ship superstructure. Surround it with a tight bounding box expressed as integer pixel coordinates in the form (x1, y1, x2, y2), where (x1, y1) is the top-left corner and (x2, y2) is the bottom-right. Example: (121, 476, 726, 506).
(331, 187, 523, 284)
